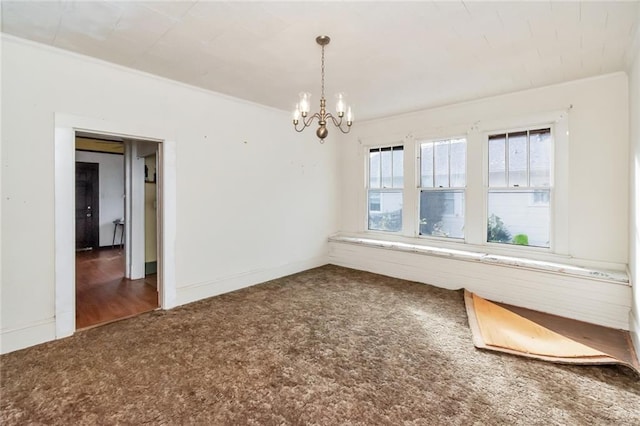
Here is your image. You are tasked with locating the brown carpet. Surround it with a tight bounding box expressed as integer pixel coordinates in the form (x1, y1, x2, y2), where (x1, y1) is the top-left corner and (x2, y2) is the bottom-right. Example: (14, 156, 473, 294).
(1, 265, 639, 424)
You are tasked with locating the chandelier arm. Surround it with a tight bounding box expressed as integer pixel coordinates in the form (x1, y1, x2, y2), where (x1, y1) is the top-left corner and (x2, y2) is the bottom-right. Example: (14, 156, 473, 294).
(304, 113, 321, 128)
(326, 113, 352, 134)
(326, 112, 341, 127)
(336, 124, 352, 135)
(294, 119, 311, 132)
(294, 113, 321, 132)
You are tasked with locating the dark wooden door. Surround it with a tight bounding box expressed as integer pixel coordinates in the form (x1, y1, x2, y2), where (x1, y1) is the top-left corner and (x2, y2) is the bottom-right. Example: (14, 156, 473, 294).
(76, 162, 99, 250)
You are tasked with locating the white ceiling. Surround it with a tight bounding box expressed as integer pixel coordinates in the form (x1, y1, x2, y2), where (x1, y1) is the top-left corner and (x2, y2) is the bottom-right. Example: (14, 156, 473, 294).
(2, 1, 639, 120)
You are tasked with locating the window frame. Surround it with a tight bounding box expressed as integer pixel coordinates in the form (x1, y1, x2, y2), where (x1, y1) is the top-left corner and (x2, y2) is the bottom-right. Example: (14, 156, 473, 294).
(358, 110, 568, 259)
(366, 144, 405, 233)
(485, 125, 554, 251)
(417, 136, 468, 241)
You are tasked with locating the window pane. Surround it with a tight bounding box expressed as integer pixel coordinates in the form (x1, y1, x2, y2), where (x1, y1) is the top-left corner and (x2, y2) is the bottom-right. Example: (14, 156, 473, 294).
(368, 190, 403, 232)
(420, 142, 434, 188)
(487, 190, 549, 248)
(419, 190, 465, 239)
(369, 192, 381, 212)
(530, 129, 551, 187)
(488, 135, 506, 187)
(392, 146, 404, 187)
(369, 149, 380, 188)
(508, 131, 527, 187)
(434, 141, 449, 187)
(381, 148, 392, 188)
(450, 138, 466, 187)
(531, 190, 550, 205)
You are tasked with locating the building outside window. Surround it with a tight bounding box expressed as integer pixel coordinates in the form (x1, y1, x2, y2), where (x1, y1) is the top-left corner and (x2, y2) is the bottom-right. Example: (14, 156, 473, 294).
(419, 137, 466, 239)
(487, 128, 552, 248)
(368, 145, 403, 232)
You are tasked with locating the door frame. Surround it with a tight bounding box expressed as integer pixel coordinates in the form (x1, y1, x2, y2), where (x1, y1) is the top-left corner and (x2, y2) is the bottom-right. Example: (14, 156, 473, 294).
(124, 141, 147, 280)
(54, 113, 177, 339)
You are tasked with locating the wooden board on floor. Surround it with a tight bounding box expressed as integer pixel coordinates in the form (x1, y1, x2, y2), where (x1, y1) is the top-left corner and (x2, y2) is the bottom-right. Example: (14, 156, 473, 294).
(472, 293, 607, 357)
(495, 301, 638, 368)
(464, 290, 640, 375)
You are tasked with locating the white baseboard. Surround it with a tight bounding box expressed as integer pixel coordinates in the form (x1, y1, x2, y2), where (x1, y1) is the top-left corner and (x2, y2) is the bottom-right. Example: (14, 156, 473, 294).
(329, 241, 631, 330)
(1, 319, 56, 355)
(175, 256, 328, 307)
(2, 257, 327, 355)
(631, 310, 640, 364)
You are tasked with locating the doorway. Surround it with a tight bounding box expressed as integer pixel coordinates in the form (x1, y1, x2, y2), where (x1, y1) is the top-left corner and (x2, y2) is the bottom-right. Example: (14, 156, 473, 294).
(74, 135, 159, 329)
(54, 115, 177, 340)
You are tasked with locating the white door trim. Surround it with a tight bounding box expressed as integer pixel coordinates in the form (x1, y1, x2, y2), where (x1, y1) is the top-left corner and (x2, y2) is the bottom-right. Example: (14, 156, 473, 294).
(124, 141, 146, 280)
(54, 113, 177, 339)
(54, 127, 76, 338)
(157, 140, 177, 309)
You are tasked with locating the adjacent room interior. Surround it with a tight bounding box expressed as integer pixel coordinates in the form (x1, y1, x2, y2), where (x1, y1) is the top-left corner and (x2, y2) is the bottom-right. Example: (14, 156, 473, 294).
(74, 135, 159, 329)
(1, 1, 640, 424)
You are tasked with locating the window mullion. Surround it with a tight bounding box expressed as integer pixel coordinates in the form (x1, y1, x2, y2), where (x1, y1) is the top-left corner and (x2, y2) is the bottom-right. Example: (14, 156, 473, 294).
(528, 130, 531, 187)
(390, 147, 394, 189)
(378, 148, 382, 189)
(432, 142, 436, 188)
(505, 133, 510, 187)
(447, 141, 451, 188)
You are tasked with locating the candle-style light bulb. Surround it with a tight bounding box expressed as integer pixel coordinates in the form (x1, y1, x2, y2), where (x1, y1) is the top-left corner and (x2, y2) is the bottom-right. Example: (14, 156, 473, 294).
(335, 93, 346, 116)
(298, 92, 311, 116)
(346, 106, 353, 125)
(293, 104, 301, 124)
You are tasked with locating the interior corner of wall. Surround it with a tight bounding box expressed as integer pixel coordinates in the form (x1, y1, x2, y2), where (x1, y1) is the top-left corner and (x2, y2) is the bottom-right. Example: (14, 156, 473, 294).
(631, 308, 640, 365)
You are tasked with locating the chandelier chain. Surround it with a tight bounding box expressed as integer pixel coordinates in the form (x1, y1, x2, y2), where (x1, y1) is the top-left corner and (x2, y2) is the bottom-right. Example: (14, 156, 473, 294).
(321, 44, 325, 98)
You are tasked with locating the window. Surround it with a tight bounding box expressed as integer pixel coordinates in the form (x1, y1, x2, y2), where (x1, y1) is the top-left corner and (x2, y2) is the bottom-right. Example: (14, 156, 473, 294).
(487, 128, 552, 248)
(419, 138, 466, 239)
(368, 145, 403, 232)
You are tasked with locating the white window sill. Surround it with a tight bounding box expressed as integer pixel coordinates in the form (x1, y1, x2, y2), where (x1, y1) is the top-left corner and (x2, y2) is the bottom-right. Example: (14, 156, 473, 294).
(328, 234, 629, 286)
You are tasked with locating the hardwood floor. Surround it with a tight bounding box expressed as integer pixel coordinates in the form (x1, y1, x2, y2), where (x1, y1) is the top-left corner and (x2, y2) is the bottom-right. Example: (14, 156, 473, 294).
(76, 248, 158, 330)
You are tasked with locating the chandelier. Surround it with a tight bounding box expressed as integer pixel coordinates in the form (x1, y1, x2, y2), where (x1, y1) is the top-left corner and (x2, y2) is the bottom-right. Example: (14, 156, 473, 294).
(293, 35, 353, 141)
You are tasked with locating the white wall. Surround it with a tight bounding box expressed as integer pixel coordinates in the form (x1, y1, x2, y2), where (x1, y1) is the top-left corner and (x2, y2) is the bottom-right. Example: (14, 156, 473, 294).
(75, 151, 124, 247)
(0, 36, 338, 353)
(629, 12, 640, 360)
(339, 73, 629, 267)
(334, 73, 631, 328)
